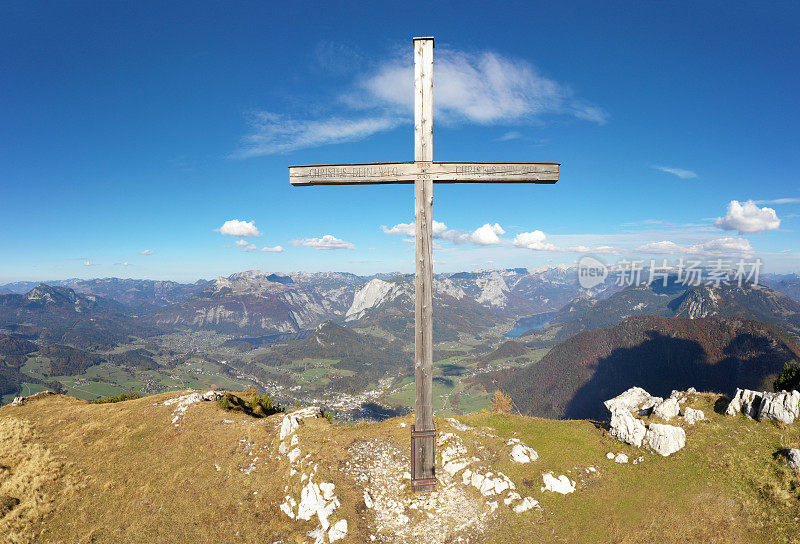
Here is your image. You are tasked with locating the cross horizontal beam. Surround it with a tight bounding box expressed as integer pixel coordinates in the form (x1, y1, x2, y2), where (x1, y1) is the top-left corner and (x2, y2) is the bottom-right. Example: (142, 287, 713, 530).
(289, 161, 559, 186)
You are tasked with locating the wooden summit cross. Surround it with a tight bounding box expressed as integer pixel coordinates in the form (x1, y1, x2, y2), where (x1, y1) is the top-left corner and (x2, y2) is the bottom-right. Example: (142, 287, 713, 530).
(290, 37, 559, 491)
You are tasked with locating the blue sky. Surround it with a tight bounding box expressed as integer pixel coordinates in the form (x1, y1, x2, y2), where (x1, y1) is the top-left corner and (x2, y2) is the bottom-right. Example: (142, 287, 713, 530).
(1, 1, 799, 283)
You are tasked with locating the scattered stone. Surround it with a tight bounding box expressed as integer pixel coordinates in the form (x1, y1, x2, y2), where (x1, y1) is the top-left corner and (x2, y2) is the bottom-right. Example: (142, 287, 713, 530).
(288, 448, 301, 464)
(645, 423, 686, 456)
(201, 390, 222, 401)
(9, 391, 55, 406)
(609, 408, 647, 447)
(683, 407, 706, 425)
(512, 496, 540, 513)
(653, 398, 680, 421)
(541, 472, 575, 494)
(614, 453, 628, 464)
(507, 438, 538, 463)
(503, 491, 521, 505)
(445, 417, 474, 432)
(328, 519, 348, 542)
(363, 490, 374, 509)
(606, 452, 615, 460)
(787, 448, 800, 471)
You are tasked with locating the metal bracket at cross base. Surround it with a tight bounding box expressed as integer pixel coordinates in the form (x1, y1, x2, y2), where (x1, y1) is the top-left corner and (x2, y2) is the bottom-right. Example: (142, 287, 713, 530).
(410, 425, 436, 490)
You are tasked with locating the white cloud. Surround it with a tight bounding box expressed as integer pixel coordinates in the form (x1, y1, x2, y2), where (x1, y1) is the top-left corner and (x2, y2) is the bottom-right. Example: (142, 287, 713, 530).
(293, 235, 355, 250)
(217, 219, 261, 237)
(714, 200, 780, 234)
(83, 260, 95, 267)
(122, 261, 131, 266)
(465, 223, 505, 245)
(235, 239, 285, 253)
(381, 220, 448, 237)
(651, 165, 698, 179)
(688, 237, 754, 255)
(383, 220, 501, 245)
(513, 230, 557, 251)
(362, 50, 607, 125)
(138, 249, 154, 255)
(753, 197, 800, 205)
(636, 241, 685, 254)
(635, 237, 754, 256)
(234, 112, 398, 157)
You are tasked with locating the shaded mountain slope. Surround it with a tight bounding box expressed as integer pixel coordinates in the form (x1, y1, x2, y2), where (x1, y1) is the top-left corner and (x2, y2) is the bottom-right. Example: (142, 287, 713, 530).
(484, 316, 800, 420)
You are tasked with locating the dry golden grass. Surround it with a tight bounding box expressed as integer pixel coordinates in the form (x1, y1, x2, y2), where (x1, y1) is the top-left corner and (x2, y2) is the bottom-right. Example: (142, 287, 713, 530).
(0, 391, 798, 543)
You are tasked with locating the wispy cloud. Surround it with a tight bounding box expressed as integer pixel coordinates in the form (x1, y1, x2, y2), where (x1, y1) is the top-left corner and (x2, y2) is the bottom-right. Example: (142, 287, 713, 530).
(138, 249, 154, 255)
(496, 130, 523, 142)
(715, 200, 780, 234)
(233, 112, 399, 158)
(234, 46, 606, 157)
(359, 49, 608, 125)
(636, 237, 754, 256)
(752, 197, 800, 205)
(651, 165, 698, 179)
(293, 235, 354, 250)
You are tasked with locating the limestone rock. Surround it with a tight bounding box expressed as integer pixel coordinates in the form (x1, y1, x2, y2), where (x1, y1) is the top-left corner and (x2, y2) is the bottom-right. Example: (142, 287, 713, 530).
(201, 390, 222, 401)
(512, 496, 540, 513)
(653, 398, 680, 421)
(614, 453, 628, 464)
(609, 408, 647, 447)
(541, 472, 575, 494)
(726, 388, 800, 423)
(604, 386, 661, 415)
(507, 438, 538, 463)
(645, 423, 686, 456)
(787, 448, 800, 471)
(758, 391, 800, 424)
(328, 519, 348, 542)
(683, 407, 705, 425)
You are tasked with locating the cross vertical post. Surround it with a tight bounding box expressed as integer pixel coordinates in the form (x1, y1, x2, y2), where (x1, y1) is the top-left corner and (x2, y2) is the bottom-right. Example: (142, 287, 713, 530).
(411, 36, 436, 491)
(288, 34, 559, 494)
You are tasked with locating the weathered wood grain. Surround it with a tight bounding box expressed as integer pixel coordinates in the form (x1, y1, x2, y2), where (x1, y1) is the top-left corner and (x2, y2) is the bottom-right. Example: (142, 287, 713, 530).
(413, 37, 436, 487)
(289, 161, 559, 185)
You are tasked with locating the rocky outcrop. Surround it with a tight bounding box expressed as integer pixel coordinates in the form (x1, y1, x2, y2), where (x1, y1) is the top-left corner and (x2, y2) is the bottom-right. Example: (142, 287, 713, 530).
(726, 388, 800, 423)
(609, 407, 647, 447)
(787, 448, 800, 471)
(683, 407, 705, 425)
(645, 424, 686, 457)
(507, 438, 538, 463)
(605, 386, 691, 456)
(653, 398, 680, 421)
(604, 386, 662, 415)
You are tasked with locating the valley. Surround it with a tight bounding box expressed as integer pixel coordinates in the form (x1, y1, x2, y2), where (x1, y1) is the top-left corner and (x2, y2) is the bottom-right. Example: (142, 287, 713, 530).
(2, 268, 799, 422)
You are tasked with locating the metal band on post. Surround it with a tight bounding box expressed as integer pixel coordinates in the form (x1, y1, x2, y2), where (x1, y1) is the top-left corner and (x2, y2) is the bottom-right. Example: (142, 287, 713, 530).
(410, 424, 437, 489)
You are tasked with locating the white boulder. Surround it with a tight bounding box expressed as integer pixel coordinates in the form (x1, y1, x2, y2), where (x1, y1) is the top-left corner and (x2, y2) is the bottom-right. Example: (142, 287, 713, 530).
(604, 386, 662, 415)
(541, 472, 576, 494)
(683, 407, 705, 424)
(513, 496, 540, 513)
(508, 438, 538, 463)
(645, 423, 686, 456)
(653, 398, 680, 421)
(614, 453, 629, 464)
(328, 519, 348, 542)
(609, 408, 647, 447)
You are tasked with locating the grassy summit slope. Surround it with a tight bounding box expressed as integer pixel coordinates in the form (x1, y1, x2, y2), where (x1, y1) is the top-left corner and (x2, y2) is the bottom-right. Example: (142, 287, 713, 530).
(0, 391, 798, 544)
